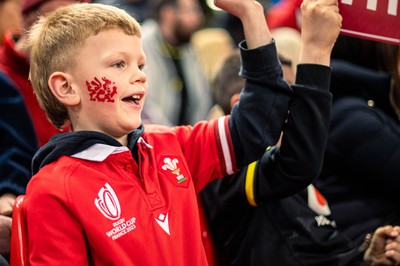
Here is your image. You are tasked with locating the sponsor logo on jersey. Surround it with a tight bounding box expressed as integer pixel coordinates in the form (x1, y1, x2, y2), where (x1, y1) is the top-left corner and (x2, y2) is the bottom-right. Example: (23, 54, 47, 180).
(155, 212, 170, 235)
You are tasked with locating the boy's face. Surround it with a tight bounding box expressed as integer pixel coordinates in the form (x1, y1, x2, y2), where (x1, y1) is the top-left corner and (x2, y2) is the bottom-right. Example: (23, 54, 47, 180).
(69, 29, 147, 143)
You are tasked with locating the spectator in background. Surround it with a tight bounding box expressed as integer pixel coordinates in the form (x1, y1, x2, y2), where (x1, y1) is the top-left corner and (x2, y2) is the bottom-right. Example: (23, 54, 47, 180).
(140, 0, 213, 126)
(0, 0, 21, 44)
(270, 26, 300, 78)
(191, 27, 234, 85)
(0, 0, 84, 262)
(0, 0, 83, 147)
(0, 71, 37, 264)
(201, 44, 400, 266)
(314, 35, 400, 248)
(92, 0, 154, 23)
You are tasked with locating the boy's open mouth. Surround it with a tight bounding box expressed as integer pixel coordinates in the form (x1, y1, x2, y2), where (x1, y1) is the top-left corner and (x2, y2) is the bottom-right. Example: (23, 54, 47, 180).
(122, 88, 145, 106)
(122, 94, 141, 105)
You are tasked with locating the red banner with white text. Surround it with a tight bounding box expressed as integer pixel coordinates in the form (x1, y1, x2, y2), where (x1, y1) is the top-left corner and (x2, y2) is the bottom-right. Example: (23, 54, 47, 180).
(339, 0, 399, 45)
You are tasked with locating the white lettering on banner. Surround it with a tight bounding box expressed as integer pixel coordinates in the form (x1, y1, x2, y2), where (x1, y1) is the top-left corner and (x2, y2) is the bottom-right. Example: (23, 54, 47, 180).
(388, 0, 398, 15)
(341, 0, 398, 16)
(339, 0, 400, 44)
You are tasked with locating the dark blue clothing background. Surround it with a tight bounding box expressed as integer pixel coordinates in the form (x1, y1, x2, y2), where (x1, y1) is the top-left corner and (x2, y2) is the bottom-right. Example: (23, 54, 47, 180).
(315, 59, 400, 246)
(0, 71, 38, 196)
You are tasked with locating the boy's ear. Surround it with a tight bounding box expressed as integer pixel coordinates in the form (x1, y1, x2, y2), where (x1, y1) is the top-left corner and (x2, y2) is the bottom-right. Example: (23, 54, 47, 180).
(48, 72, 80, 106)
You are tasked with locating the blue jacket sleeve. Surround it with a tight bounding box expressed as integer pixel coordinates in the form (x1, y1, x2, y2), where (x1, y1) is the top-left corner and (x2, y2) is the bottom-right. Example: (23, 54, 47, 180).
(0, 72, 38, 196)
(254, 64, 332, 202)
(210, 62, 332, 204)
(229, 40, 292, 168)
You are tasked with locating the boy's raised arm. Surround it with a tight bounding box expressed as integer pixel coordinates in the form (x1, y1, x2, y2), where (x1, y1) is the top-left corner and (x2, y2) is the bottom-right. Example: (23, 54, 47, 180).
(209, 0, 341, 171)
(214, 0, 272, 48)
(211, 0, 292, 170)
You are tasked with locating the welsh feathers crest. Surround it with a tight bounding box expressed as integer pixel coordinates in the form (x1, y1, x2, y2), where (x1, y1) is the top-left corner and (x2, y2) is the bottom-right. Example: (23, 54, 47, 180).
(161, 157, 187, 184)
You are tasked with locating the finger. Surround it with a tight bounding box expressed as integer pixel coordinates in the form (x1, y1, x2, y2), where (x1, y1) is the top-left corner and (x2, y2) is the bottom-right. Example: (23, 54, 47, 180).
(385, 249, 400, 265)
(0, 203, 12, 216)
(383, 236, 400, 265)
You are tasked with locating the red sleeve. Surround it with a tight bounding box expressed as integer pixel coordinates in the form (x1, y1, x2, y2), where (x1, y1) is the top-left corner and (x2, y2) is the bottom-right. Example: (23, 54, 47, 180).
(24, 167, 89, 265)
(174, 116, 237, 192)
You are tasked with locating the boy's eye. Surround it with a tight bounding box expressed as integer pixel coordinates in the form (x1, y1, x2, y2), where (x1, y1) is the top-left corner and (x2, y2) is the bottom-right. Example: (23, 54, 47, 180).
(113, 61, 125, 68)
(138, 64, 146, 71)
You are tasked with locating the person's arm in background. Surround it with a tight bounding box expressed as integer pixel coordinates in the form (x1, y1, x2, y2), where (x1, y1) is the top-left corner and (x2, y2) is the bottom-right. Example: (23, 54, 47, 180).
(253, 0, 342, 200)
(254, 0, 342, 199)
(0, 71, 38, 256)
(212, 0, 341, 170)
(201, 0, 341, 215)
(204, 0, 343, 200)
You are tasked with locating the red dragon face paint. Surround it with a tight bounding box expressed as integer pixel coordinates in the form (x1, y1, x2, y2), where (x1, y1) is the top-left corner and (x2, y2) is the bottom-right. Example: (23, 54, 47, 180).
(86, 77, 117, 102)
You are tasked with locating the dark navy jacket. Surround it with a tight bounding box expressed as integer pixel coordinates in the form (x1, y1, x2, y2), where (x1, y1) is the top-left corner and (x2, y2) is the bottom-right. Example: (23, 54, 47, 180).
(200, 61, 354, 265)
(315, 59, 400, 246)
(0, 71, 38, 196)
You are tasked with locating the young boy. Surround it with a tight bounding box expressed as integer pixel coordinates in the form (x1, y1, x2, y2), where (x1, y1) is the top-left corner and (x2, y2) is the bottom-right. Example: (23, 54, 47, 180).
(22, 0, 341, 265)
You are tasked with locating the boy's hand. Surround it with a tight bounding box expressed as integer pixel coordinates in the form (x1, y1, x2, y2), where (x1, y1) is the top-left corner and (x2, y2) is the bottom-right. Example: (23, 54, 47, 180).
(299, 0, 342, 65)
(214, 0, 272, 49)
(213, 0, 263, 20)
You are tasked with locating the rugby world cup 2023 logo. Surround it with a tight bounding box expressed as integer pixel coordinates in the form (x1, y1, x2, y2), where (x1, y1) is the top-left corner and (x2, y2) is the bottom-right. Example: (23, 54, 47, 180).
(95, 183, 121, 220)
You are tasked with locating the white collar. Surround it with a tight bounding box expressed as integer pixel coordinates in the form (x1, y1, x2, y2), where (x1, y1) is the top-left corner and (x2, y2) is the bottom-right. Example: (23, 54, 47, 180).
(71, 143, 129, 162)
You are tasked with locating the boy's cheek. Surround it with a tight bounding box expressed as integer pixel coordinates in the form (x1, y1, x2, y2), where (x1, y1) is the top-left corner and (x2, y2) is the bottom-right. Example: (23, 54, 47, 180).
(85, 76, 117, 103)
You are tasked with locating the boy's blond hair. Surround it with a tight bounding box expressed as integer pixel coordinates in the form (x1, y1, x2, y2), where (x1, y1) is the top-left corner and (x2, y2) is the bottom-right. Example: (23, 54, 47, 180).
(27, 3, 142, 129)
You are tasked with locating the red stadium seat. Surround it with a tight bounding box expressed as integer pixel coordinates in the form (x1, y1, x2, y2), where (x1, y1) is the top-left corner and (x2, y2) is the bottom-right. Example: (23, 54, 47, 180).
(10, 195, 28, 266)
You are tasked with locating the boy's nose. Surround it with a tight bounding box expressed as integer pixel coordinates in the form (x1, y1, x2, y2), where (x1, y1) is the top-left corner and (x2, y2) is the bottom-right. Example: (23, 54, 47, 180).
(131, 68, 147, 85)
